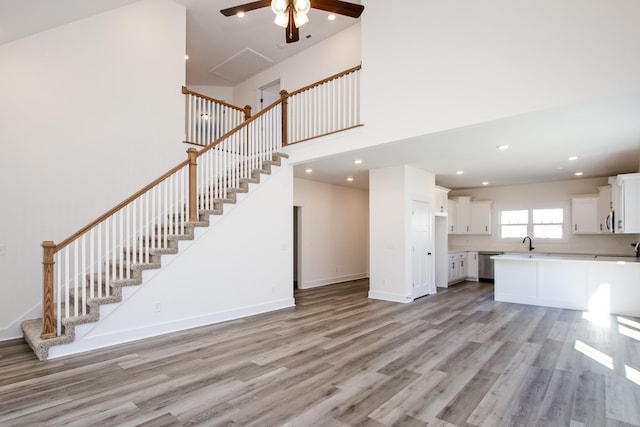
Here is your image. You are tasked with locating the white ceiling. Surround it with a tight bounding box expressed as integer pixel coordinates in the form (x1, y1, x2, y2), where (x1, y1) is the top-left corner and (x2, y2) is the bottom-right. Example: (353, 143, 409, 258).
(293, 92, 640, 190)
(2, 0, 639, 190)
(0, 0, 359, 86)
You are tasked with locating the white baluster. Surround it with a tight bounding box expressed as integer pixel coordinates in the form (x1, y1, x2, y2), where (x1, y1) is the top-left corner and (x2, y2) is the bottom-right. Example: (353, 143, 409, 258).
(81, 235, 86, 315)
(89, 228, 94, 299)
(73, 242, 78, 316)
(97, 222, 102, 298)
(56, 251, 61, 334)
(106, 217, 111, 296)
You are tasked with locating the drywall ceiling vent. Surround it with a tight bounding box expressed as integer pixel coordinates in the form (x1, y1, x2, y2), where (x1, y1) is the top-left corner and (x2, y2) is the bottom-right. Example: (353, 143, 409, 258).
(208, 48, 274, 83)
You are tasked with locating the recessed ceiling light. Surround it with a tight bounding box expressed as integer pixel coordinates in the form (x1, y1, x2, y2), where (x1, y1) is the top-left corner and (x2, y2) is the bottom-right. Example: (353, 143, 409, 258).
(568, 156, 578, 161)
(497, 145, 509, 150)
(237, 11, 245, 17)
(456, 171, 464, 175)
(482, 181, 489, 185)
(575, 171, 584, 176)
(328, 14, 336, 21)
(354, 159, 362, 165)
(347, 177, 354, 182)
(305, 168, 313, 174)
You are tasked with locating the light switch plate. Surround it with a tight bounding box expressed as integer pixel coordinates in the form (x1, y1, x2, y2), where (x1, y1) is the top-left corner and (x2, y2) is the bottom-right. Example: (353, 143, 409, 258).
(0, 244, 5, 256)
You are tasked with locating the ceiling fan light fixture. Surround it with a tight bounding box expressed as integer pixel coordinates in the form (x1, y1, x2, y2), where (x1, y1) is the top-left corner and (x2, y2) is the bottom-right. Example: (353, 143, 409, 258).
(271, 0, 288, 15)
(294, 0, 311, 14)
(274, 12, 289, 27)
(294, 11, 309, 27)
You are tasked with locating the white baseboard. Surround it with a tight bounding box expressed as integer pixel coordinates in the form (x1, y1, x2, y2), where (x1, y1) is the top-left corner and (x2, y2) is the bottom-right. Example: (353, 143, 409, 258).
(368, 290, 412, 303)
(48, 298, 295, 359)
(0, 303, 42, 341)
(300, 273, 368, 289)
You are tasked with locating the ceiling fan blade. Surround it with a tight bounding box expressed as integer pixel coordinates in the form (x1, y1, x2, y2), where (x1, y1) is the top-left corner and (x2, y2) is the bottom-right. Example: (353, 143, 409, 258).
(311, 0, 364, 18)
(220, 0, 271, 17)
(285, 10, 300, 43)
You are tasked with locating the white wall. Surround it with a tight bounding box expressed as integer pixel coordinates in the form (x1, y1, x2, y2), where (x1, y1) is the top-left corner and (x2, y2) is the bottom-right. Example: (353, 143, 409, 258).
(233, 23, 361, 111)
(360, 0, 640, 146)
(293, 178, 369, 288)
(369, 165, 435, 302)
(448, 177, 640, 255)
(49, 163, 294, 358)
(0, 0, 186, 339)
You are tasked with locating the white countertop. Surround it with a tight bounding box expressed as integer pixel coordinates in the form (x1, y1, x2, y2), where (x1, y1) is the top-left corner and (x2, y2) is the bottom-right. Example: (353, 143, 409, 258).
(494, 253, 640, 263)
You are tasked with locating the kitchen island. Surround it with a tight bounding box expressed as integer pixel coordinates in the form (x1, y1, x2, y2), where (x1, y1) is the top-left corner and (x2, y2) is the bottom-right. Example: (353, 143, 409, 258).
(493, 253, 640, 317)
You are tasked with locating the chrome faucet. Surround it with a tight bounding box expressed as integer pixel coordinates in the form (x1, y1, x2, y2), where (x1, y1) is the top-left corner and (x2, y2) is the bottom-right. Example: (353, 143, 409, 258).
(633, 241, 640, 257)
(522, 236, 534, 251)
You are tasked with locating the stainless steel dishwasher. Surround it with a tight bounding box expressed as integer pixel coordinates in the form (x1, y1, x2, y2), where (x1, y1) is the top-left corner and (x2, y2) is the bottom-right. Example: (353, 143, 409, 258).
(478, 252, 503, 281)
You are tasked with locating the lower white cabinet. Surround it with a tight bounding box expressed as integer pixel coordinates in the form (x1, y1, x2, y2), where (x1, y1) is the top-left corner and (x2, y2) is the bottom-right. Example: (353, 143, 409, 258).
(447, 251, 481, 286)
(448, 252, 466, 285)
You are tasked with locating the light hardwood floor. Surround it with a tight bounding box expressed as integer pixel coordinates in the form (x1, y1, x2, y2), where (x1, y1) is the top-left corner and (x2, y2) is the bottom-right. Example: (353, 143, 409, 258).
(1, 279, 639, 426)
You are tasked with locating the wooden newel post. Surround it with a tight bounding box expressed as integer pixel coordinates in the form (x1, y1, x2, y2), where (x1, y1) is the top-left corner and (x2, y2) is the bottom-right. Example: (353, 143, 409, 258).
(243, 105, 252, 121)
(41, 241, 56, 339)
(279, 90, 289, 146)
(187, 148, 198, 222)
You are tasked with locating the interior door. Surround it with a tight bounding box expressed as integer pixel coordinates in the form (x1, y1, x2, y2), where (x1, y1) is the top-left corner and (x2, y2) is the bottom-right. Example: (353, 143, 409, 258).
(258, 79, 281, 111)
(412, 200, 435, 298)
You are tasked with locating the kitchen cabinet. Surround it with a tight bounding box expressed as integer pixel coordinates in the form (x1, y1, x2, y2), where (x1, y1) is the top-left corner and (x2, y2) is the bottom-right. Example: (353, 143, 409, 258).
(447, 199, 458, 234)
(449, 197, 492, 235)
(469, 201, 492, 234)
(466, 251, 479, 281)
(597, 185, 613, 233)
(494, 254, 640, 317)
(612, 173, 640, 233)
(456, 197, 471, 233)
(448, 252, 467, 285)
(435, 186, 450, 214)
(571, 195, 599, 234)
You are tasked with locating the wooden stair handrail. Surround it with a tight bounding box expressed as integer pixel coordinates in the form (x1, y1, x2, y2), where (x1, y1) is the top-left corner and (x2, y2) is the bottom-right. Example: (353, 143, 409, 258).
(195, 97, 284, 158)
(54, 159, 190, 253)
(287, 64, 361, 98)
(55, 99, 285, 253)
(181, 86, 251, 118)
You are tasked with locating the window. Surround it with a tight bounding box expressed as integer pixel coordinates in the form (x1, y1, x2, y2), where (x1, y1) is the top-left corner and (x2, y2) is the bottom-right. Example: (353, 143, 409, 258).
(500, 208, 564, 239)
(532, 208, 563, 239)
(501, 210, 528, 238)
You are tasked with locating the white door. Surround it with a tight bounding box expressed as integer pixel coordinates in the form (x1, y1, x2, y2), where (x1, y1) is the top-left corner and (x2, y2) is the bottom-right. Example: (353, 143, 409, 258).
(258, 79, 281, 111)
(412, 201, 435, 298)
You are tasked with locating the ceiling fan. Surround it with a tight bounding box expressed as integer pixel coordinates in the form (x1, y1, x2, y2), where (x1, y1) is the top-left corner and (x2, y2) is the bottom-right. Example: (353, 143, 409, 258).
(220, 0, 365, 44)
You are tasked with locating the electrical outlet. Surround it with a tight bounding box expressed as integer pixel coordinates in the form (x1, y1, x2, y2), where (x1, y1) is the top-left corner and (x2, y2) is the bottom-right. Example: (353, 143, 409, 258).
(154, 302, 161, 312)
(0, 244, 5, 256)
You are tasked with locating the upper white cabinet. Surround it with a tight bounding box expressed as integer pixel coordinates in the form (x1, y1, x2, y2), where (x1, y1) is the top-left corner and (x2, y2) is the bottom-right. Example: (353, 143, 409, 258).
(448, 196, 492, 235)
(469, 201, 492, 234)
(447, 199, 458, 234)
(597, 185, 613, 233)
(613, 173, 640, 233)
(571, 195, 599, 234)
(456, 196, 472, 233)
(435, 186, 450, 214)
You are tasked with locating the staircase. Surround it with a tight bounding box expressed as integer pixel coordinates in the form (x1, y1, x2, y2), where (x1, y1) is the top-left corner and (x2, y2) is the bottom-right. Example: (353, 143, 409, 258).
(22, 153, 288, 361)
(20, 65, 362, 361)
